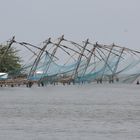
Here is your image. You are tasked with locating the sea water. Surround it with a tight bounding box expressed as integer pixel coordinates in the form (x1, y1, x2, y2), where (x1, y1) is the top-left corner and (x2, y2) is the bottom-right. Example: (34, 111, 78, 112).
(0, 84, 140, 140)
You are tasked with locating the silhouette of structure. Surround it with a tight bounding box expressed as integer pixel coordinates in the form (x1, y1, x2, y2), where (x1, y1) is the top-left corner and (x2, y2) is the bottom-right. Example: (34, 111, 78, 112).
(1, 36, 140, 85)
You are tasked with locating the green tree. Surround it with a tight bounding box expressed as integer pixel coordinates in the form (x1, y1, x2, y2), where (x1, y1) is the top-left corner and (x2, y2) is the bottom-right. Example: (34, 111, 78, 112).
(0, 44, 21, 73)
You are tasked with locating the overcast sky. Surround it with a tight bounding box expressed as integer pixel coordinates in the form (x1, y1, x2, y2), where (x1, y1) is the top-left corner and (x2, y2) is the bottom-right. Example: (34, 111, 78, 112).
(0, 0, 140, 50)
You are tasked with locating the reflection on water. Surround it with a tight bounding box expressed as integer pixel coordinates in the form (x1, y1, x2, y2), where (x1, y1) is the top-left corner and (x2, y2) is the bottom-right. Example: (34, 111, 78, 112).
(0, 84, 140, 140)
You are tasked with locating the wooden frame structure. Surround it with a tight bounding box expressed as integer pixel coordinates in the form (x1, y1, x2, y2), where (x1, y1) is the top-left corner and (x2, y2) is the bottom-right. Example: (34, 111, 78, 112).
(1, 36, 140, 85)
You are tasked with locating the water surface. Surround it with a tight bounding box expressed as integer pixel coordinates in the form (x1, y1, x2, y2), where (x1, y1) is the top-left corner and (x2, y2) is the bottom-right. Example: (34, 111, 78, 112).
(0, 84, 140, 140)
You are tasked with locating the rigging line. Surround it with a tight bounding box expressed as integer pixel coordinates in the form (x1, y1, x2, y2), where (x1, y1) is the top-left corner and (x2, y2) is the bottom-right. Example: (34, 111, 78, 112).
(96, 47, 107, 57)
(73, 39, 89, 79)
(15, 41, 59, 60)
(18, 42, 38, 56)
(72, 42, 119, 57)
(47, 43, 56, 52)
(81, 45, 96, 77)
(89, 60, 101, 74)
(28, 38, 51, 78)
(51, 41, 87, 61)
(59, 44, 88, 59)
(114, 44, 140, 54)
(112, 48, 124, 76)
(116, 60, 140, 75)
(95, 43, 125, 58)
(58, 45, 71, 56)
(97, 43, 126, 54)
(129, 50, 138, 56)
(96, 49, 114, 74)
(39, 35, 64, 81)
(98, 44, 114, 79)
(60, 44, 102, 61)
(57, 60, 89, 77)
(63, 53, 77, 65)
(56, 53, 78, 75)
(56, 45, 77, 64)
(64, 39, 82, 51)
(66, 39, 98, 55)
(19, 42, 46, 50)
(63, 40, 102, 60)
(96, 46, 124, 64)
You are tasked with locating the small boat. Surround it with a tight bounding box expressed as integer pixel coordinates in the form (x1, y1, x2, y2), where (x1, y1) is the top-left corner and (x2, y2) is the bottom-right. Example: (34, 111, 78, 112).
(0, 73, 8, 79)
